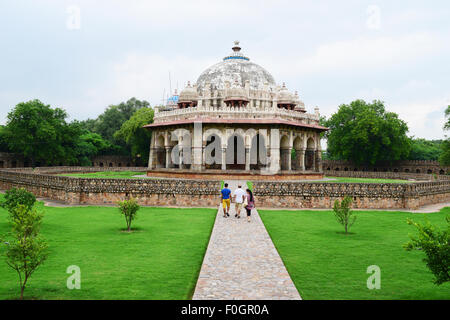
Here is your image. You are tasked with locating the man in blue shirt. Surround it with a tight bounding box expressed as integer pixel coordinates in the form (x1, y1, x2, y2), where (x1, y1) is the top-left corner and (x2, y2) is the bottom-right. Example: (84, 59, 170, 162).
(221, 183, 231, 218)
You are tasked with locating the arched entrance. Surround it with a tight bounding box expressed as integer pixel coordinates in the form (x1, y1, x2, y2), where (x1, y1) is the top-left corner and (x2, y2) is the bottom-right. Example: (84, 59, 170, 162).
(292, 136, 303, 170)
(280, 135, 290, 171)
(305, 138, 315, 170)
(226, 134, 245, 170)
(204, 134, 222, 170)
(155, 135, 166, 168)
(250, 133, 267, 170)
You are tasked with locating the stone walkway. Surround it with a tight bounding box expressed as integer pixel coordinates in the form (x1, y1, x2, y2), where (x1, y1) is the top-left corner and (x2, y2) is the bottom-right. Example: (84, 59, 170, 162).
(192, 180, 301, 300)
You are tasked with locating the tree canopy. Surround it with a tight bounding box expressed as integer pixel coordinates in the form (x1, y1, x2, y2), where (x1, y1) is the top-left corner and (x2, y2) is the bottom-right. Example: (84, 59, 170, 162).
(4, 100, 82, 166)
(439, 106, 450, 166)
(85, 98, 150, 144)
(324, 100, 411, 166)
(408, 139, 443, 161)
(114, 107, 154, 165)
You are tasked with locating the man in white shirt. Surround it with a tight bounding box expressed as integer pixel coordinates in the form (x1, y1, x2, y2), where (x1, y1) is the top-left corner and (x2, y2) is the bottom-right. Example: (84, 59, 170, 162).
(233, 184, 246, 219)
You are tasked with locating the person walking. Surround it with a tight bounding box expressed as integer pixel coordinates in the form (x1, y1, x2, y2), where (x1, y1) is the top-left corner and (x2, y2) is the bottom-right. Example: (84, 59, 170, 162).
(244, 188, 255, 223)
(232, 184, 246, 219)
(221, 183, 231, 218)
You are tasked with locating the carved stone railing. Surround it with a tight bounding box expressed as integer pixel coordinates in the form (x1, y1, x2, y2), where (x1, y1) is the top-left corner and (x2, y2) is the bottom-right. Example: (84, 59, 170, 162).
(153, 105, 320, 124)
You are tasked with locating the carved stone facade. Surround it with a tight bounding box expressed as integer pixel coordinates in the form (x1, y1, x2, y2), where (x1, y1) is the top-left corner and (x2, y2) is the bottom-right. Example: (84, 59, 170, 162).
(323, 160, 449, 175)
(145, 42, 327, 175)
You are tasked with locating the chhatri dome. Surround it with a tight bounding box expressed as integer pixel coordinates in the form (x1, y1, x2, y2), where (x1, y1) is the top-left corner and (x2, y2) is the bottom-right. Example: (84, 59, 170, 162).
(196, 41, 276, 92)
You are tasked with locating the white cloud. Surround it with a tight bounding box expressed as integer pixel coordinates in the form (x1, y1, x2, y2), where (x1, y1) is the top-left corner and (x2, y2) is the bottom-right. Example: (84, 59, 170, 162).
(101, 52, 217, 106)
(260, 32, 445, 78)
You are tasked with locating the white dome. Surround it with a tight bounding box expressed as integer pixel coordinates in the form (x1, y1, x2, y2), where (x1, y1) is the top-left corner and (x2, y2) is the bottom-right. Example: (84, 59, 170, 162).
(196, 41, 276, 93)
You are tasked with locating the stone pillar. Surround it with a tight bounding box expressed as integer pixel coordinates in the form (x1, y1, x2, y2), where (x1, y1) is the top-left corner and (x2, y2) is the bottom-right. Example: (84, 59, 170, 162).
(269, 128, 280, 174)
(165, 147, 171, 169)
(148, 134, 156, 169)
(221, 147, 227, 171)
(300, 149, 305, 171)
(315, 150, 322, 172)
(192, 123, 203, 171)
(245, 147, 250, 171)
(287, 147, 292, 171)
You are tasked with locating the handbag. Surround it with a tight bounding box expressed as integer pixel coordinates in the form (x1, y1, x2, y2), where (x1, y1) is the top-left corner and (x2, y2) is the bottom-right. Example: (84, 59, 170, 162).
(243, 196, 248, 207)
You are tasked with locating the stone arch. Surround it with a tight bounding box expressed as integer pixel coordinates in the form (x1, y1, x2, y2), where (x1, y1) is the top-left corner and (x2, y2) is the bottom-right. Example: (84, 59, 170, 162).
(416, 169, 421, 173)
(292, 136, 304, 170)
(203, 128, 223, 143)
(280, 135, 290, 171)
(155, 134, 166, 168)
(305, 137, 315, 170)
(226, 133, 245, 170)
(427, 169, 432, 174)
(439, 169, 445, 175)
(250, 133, 267, 170)
(204, 132, 222, 170)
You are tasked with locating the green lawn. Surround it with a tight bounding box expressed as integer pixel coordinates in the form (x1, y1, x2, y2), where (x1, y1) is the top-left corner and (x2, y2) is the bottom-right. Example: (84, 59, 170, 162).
(324, 176, 412, 183)
(259, 208, 450, 300)
(59, 171, 145, 179)
(0, 200, 216, 300)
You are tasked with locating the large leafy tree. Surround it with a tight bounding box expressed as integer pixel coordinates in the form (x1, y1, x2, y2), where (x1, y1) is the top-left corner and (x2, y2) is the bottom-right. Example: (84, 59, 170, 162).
(89, 97, 150, 144)
(409, 139, 443, 160)
(73, 130, 114, 166)
(439, 106, 450, 166)
(324, 99, 411, 165)
(114, 107, 154, 165)
(4, 100, 82, 166)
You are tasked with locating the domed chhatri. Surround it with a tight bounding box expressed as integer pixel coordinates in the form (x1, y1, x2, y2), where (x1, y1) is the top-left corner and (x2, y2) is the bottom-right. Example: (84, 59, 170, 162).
(145, 41, 328, 177)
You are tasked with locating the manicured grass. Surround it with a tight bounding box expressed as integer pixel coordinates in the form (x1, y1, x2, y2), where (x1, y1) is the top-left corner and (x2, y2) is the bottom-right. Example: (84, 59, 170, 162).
(59, 171, 145, 179)
(0, 199, 216, 300)
(259, 208, 450, 300)
(324, 176, 412, 184)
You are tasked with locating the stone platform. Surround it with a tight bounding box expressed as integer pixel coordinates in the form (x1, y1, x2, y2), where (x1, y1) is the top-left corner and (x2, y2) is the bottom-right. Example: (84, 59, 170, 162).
(147, 168, 323, 181)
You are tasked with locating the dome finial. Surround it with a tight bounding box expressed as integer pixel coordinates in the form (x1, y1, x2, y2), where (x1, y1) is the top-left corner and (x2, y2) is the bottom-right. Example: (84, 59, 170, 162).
(232, 40, 241, 52)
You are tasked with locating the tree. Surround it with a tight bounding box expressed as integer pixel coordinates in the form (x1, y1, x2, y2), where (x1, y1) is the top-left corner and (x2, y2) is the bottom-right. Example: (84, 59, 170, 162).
(0, 188, 36, 214)
(4, 100, 83, 166)
(0, 125, 11, 152)
(440, 106, 450, 166)
(73, 131, 114, 166)
(324, 100, 411, 166)
(404, 216, 449, 285)
(333, 196, 356, 235)
(114, 107, 154, 165)
(92, 98, 150, 144)
(118, 198, 140, 232)
(2, 205, 48, 299)
(408, 139, 443, 160)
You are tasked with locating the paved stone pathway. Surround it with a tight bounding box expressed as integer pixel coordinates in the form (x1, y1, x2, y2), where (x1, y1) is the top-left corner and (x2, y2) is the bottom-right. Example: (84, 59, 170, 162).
(192, 180, 301, 300)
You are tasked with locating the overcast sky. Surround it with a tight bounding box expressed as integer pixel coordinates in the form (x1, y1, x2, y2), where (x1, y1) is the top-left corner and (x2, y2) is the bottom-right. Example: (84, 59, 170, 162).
(1, 0, 449, 141)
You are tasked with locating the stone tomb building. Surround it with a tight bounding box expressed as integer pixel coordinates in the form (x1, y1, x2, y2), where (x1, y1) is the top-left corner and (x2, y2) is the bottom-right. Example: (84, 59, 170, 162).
(145, 42, 327, 176)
